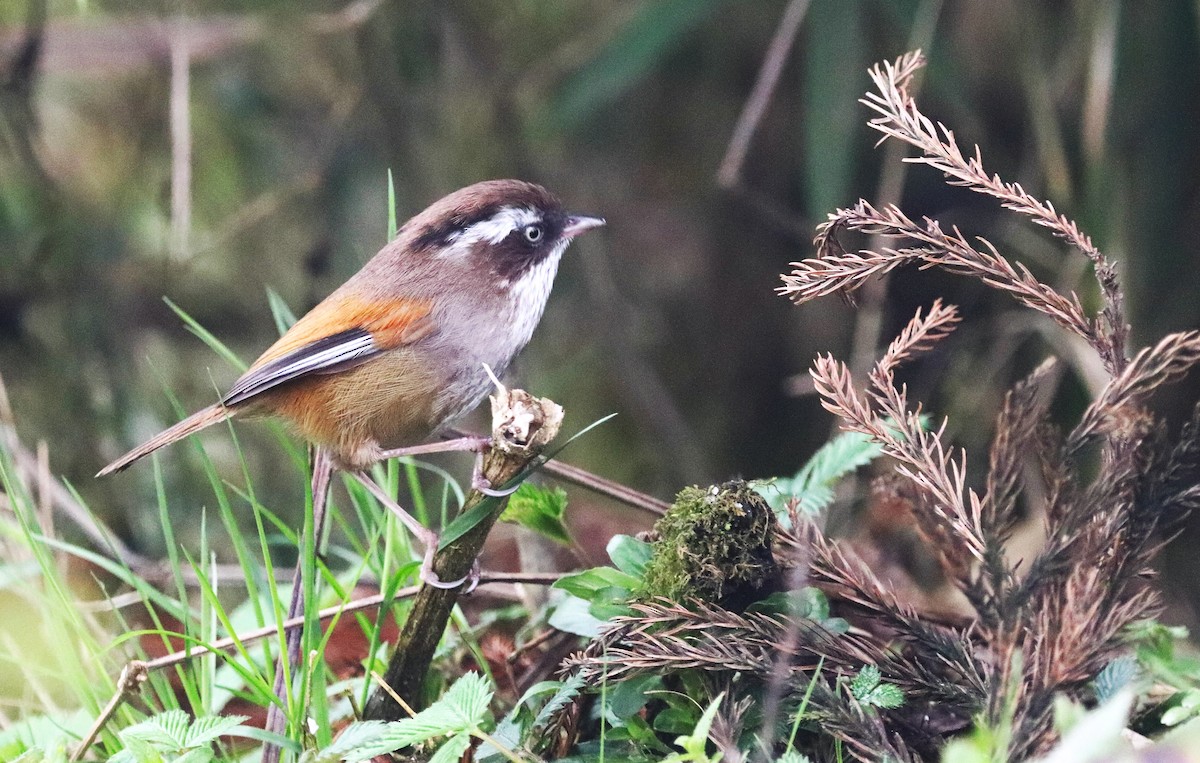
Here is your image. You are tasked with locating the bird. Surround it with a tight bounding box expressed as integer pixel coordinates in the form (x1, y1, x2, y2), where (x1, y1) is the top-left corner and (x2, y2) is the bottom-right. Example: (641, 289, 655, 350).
(98, 178, 604, 582)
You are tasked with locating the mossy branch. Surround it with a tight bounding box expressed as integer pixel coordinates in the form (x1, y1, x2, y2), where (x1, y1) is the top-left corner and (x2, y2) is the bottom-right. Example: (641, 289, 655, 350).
(363, 386, 563, 721)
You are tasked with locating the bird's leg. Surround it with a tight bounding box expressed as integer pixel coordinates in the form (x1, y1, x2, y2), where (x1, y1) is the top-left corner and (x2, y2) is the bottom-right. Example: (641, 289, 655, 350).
(262, 448, 334, 763)
(375, 435, 489, 460)
(350, 471, 473, 590)
(376, 436, 519, 498)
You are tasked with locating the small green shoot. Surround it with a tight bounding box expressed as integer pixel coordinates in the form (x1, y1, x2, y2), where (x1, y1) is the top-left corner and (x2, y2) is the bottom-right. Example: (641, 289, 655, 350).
(500, 483, 571, 545)
(848, 665, 904, 710)
(661, 692, 724, 763)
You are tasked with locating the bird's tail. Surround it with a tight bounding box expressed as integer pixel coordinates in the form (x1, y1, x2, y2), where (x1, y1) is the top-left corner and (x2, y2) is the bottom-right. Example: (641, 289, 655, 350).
(97, 404, 230, 477)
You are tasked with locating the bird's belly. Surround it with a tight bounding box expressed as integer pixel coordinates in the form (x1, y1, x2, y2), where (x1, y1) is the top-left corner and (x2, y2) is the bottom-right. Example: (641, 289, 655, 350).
(264, 348, 443, 466)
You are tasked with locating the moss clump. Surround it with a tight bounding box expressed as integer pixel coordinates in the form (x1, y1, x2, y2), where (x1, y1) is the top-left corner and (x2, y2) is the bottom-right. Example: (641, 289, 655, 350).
(640, 480, 781, 609)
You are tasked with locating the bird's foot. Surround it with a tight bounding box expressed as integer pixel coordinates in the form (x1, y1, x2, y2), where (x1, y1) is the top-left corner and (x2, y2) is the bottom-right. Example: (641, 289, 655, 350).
(351, 471, 476, 589)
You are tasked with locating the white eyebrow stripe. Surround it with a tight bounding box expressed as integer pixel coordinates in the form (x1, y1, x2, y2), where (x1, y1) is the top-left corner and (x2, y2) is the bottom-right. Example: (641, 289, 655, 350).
(457, 206, 542, 245)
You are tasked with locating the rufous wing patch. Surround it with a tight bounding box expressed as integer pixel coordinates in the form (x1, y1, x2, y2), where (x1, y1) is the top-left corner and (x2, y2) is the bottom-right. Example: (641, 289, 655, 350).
(252, 295, 435, 367)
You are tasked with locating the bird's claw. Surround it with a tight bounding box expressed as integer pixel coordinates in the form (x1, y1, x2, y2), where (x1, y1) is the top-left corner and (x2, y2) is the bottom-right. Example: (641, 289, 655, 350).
(419, 545, 480, 592)
(473, 471, 520, 497)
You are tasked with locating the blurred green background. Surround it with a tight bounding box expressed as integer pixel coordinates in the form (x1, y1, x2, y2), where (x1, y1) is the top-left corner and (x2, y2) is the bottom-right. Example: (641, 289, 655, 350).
(3, 1, 1200, 621)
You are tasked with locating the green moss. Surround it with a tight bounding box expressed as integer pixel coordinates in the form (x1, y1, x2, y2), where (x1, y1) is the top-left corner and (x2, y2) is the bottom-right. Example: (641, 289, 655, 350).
(640, 480, 781, 609)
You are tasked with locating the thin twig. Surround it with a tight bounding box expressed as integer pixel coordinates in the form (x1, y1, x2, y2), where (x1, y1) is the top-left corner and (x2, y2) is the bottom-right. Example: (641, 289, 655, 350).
(448, 426, 671, 515)
(716, 0, 811, 188)
(538, 458, 670, 515)
(69, 662, 149, 762)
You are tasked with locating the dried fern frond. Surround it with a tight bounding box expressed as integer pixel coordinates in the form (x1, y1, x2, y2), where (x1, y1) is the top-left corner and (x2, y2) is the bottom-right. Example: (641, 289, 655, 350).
(874, 298, 961, 380)
(982, 359, 1056, 541)
(1070, 331, 1200, 449)
(810, 328, 987, 570)
(861, 50, 1127, 371)
(783, 201, 1098, 348)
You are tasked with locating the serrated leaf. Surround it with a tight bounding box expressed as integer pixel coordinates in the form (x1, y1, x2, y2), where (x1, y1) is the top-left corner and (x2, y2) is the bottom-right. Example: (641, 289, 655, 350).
(1093, 655, 1139, 703)
(120, 710, 187, 750)
(850, 665, 882, 699)
(500, 483, 571, 544)
(775, 752, 814, 763)
(174, 748, 214, 763)
(428, 733, 473, 763)
(315, 721, 393, 763)
(759, 430, 884, 517)
(181, 715, 249, 746)
(112, 734, 160, 763)
(607, 535, 653, 578)
(532, 674, 586, 729)
(865, 683, 905, 709)
(390, 671, 493, 745)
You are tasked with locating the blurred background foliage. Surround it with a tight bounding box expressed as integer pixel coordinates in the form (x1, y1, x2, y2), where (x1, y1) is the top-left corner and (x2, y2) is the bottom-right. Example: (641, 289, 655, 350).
(3, 0, 1200, 622)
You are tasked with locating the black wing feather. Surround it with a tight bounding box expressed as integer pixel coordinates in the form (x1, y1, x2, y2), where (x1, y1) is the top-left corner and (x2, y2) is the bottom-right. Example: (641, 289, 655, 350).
(222, 328, 379, 406)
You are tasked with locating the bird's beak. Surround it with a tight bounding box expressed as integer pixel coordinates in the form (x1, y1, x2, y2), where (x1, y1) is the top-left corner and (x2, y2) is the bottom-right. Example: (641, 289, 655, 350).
(562, 214, 606, 239)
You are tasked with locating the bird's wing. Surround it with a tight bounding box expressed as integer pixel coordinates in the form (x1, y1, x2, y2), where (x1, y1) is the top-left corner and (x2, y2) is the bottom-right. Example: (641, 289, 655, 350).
(222, 294, 436, 407)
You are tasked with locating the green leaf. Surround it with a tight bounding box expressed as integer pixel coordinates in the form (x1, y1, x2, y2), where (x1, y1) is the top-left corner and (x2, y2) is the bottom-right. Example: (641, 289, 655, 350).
(321, 674, 492, 761)
(606, 675, 662, 721)
(164, 297, 247, 372)
(438, 494, 503, 549)
(554, 566, 642, 599)
(536, 675, 585, 724)
(588, 589, 636, 620)
(121, 709, 190, 749)
(500, 483, 571, 545)
(389, 671, 493, 745)
(607, 534, 653, 578)
(440, 413, 619, 548)
(313, 721, 392, 763)
(850, 665, 882, 699)
(181, 714, 250, 747)
(387, 169, 399, 241)
(1162, 689, 1200, 726)
(750, 588, 830, 620)
(866, 683, 904, 709)
(547, 594, 605, 637)
(428, 733, 473, 763)
(662, 692, 723, 763)
(652, 706, 698, 736)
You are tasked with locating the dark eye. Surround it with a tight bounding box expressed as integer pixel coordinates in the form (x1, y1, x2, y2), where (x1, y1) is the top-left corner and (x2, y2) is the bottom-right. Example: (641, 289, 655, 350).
(522, 224, 543, 243)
